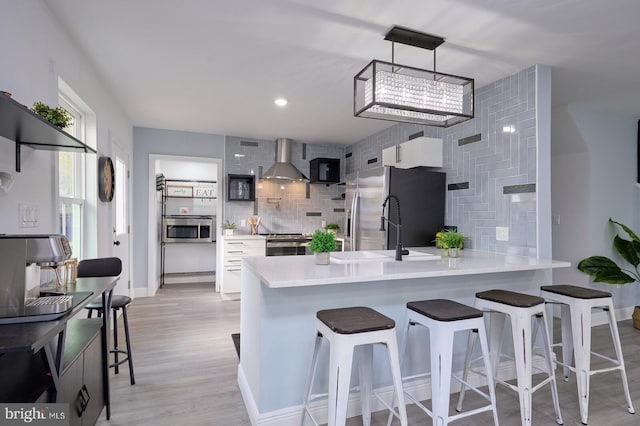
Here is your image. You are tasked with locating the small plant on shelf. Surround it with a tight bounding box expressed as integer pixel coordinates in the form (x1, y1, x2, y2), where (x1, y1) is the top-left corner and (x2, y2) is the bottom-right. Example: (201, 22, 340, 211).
(308, 230, 337, 265)
(325, 223, 340, 234)
(31, 101, 73, 129)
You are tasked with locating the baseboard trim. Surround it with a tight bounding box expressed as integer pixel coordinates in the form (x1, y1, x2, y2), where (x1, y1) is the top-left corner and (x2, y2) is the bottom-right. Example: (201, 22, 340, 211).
(238, 356, 549, 425)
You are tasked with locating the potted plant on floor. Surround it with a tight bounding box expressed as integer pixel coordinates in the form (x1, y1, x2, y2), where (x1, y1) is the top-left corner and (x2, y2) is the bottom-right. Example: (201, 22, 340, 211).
(222, 221, 237, 237)
(308, 230, 337, 265)
(439, 229, 465, 258)
(577, 218, 640, 329)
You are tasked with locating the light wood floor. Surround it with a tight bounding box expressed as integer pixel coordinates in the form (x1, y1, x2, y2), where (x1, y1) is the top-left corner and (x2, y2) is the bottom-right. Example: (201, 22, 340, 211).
(98, 283, 640, 425)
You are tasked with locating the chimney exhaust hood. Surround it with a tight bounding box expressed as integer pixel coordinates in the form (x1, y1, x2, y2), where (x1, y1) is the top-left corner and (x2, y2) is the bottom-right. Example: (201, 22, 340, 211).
(262, 138, 308, 182)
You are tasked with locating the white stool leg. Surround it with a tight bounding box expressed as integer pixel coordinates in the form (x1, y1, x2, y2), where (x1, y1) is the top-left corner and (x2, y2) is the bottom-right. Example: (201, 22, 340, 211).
(511, 310, 533, 426)
(560, 304, 573, 381)
(476, 323, 500, 426)
(430, 325, 455, 426)
(537, 313, 563, 425)
(384, 330, 408, 426)
(301, 333, 323, 426)
(333, 339, 354, 426)
(455, 328, 478, 411)
(387, 314, 412, 426)
(604, 302, 636, 415)
(569, 300, 592, 425)
(357, 344, 373, 426)
(487, 311, 506, 386)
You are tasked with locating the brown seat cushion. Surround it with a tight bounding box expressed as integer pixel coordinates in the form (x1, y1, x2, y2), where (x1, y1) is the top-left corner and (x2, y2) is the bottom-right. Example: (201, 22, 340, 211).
(407, 299, 483, 322)
(476, 289, 544, 308)
(317, 306, 395, 334)
(540, 284, 611, 300)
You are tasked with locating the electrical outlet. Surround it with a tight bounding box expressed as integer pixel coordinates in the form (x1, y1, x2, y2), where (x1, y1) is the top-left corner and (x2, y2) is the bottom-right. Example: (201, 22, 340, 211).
(321, 220, 327, 228)
(496, 227, 509, 241)
(241, 219, 246, 227)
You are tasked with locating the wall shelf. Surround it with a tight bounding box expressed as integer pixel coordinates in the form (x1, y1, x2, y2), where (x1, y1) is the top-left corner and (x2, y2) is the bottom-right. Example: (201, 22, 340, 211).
(0, 94, 96, 172)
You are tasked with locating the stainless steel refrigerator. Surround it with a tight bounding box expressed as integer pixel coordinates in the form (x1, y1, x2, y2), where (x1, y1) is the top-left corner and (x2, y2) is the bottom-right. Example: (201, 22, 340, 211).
(344, 167, 445, 251)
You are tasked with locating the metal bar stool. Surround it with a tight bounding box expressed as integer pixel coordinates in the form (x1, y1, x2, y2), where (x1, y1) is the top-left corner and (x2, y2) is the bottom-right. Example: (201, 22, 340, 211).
(301, 306, 408, 426)
(458, 289, 563, 426)
(390, 299, 499, 426)
(79, 257, 135, 385)
(540, 284, 635, 424)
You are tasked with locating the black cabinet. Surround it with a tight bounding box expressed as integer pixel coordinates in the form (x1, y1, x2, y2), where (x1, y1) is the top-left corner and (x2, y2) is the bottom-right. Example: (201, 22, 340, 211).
(227, 174, 255, 201)
(310, 158, 340, 184)
(59, 319, 104, 426)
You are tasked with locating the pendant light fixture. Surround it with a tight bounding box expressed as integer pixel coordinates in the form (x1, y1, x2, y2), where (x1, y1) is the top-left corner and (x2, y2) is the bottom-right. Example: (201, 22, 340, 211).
(354, 26, 474, 127)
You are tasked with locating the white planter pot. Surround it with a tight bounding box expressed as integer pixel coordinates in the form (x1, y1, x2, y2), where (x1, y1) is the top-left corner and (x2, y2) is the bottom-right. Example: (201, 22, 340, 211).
(448, 248, 459, 258)
(224, 229, 234, 237)
(315, 252, 330, 265)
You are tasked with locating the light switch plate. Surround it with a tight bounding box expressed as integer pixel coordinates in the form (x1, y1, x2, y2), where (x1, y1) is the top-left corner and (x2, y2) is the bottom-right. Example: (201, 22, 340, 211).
(19, 203, 39, 228)
(496, 226, 509, 241)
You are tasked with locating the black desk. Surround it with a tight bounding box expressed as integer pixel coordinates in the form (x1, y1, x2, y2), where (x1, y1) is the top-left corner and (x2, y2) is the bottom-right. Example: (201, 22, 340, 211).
(0, 276, 117, 419)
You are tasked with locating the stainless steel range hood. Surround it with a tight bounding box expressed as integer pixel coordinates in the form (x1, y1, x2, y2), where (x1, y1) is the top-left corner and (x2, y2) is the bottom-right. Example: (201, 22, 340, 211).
(262, 138, 308, 182)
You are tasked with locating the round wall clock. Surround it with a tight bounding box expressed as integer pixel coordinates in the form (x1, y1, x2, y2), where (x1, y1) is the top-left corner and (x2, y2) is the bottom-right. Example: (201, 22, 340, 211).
(98, 156, 115, 202)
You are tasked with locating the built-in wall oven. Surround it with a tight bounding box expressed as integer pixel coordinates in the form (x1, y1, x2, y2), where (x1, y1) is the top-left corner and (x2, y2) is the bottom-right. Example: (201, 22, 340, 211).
(162, 216, 216, 243)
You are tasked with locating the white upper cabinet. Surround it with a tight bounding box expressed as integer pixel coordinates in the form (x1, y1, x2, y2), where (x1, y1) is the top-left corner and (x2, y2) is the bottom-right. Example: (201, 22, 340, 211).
(382, 136, 443, 169)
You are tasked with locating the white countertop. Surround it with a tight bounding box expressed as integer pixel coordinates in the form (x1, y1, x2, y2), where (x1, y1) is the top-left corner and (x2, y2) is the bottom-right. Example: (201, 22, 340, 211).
(221, 234, 266, 240)
(243, 247, 571, 288)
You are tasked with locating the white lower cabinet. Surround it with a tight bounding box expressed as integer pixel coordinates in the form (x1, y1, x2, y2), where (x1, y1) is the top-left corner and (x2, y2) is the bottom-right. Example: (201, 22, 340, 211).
(221, 237, 265, 296)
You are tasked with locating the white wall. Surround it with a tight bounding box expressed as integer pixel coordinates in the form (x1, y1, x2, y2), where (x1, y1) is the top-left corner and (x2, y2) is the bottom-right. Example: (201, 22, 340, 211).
(552, 104, 640, 309)
(0, 1, 132, 259)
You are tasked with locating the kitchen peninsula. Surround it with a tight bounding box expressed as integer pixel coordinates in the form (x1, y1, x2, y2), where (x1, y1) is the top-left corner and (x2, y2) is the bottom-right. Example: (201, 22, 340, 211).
(237, 248, 570, 425)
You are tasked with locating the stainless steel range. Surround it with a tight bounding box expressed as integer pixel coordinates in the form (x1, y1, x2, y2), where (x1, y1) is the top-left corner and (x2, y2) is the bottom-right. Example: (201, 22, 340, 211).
(263, 234, 312, 256)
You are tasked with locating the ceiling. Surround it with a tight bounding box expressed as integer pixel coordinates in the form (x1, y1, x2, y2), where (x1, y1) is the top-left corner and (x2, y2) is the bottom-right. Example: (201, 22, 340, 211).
(43, 0, 640, 145)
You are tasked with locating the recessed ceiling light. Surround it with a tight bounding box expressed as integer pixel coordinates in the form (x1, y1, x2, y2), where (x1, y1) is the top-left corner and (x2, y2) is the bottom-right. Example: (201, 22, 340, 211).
(274, 98, 288, 107)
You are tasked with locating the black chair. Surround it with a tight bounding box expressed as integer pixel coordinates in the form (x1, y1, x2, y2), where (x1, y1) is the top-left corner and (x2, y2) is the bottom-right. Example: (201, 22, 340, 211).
(78, 257, 135, 385)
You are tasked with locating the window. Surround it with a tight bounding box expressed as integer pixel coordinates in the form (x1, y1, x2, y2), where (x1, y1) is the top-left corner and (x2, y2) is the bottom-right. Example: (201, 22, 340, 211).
(58, 95, 85, 257)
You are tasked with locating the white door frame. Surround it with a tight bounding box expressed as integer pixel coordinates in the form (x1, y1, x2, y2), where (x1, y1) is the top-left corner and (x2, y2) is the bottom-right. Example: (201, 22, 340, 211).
(147, 154, 222, 297)
(110, 134, 132, 298)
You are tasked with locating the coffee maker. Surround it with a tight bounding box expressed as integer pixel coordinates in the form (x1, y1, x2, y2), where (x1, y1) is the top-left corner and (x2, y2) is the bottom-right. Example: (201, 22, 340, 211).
(0, 234, 73, 323)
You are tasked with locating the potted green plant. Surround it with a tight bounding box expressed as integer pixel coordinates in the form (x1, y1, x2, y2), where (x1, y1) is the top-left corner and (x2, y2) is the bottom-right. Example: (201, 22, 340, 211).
(31, 101, 73, 129)
(577, 218, 640, 328)
(325, 223, 340, 235)
(222, 221, 237, 237)
(439, 229, 465, 258)
(308, 230, 337, 265)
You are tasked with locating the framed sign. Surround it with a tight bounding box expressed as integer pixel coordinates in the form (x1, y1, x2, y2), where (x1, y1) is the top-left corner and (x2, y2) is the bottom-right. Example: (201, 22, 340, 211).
(166, 185, 193, 198)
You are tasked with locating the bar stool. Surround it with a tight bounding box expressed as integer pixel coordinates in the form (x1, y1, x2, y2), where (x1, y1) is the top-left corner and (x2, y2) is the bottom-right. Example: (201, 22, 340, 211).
(458, 289, 563, 426)
(78, 257, 136, 385)
(392, 299, 499, 426)
(301, 306, 407, 426)
(540, 284, 635, 424)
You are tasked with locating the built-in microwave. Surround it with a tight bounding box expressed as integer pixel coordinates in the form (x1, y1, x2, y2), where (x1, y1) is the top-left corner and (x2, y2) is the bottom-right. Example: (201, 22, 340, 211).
(162, 216, 216, 243)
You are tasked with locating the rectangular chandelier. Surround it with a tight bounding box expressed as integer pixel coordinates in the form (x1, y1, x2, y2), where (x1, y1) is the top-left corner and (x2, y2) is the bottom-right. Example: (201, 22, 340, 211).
(354, 27, 474, 128)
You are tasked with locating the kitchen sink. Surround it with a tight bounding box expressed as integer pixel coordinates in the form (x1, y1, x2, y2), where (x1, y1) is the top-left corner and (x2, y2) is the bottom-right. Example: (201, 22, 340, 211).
(330, 250, 440, 263)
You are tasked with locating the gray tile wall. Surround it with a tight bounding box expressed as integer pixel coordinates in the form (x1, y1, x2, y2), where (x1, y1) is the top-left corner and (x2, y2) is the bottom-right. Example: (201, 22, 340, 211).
(224, 136, 345, 234)
(346, 66, 538, 255)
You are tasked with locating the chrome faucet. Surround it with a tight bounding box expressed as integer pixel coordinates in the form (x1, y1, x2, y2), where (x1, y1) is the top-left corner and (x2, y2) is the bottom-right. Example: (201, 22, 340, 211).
(380, 194, 409, 261)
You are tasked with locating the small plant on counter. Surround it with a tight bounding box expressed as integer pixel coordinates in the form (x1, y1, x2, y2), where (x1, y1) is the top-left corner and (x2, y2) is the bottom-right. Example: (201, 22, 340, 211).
(221, 221, 237, 236)
(221, 221, 237, 230)
(31, 101, 73, 129)
(309, 230, 337, 265)
(308, 230, 337, 252)
(438, 229, 465, 249)
(325, 223, 340, 234)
